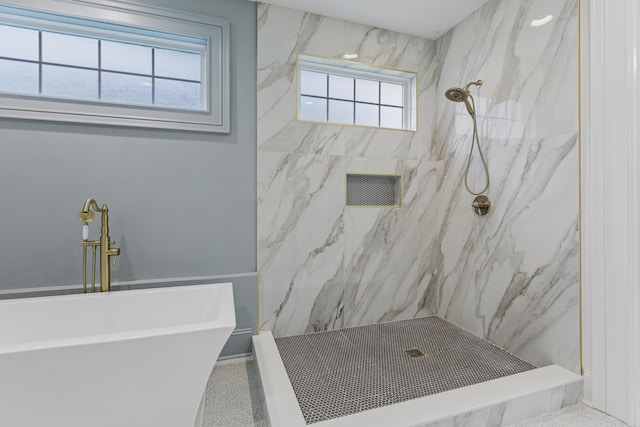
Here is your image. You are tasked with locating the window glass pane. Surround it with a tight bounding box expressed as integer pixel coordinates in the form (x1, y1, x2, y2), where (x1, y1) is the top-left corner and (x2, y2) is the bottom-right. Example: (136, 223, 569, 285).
(355, 103, 378, 127)
(0, 25, 39, 60)
(329, 75, 353, 100)
(155, 78, 201, 109)
(42, 65, 98, 99)
(102, 72, 152, 104)
(300, 70, 326, 97)
(328, 100, 354, 124)
(299, 96, 326, 122)
(355, 79, 379, 103)
(155, 48, 201, 81)
(102, 41, 152, 75)
(0, 59, 39, 94)
(381, 82, 403, 106)
(380, 106, 403, 129)
(42, 32, 98, 68)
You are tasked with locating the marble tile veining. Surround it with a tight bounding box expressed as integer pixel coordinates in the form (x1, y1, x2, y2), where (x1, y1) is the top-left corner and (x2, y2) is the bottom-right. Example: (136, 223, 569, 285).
(427, 0, 580, 372)
(256, 0, 580, 375)
(257, 2, 438, 337)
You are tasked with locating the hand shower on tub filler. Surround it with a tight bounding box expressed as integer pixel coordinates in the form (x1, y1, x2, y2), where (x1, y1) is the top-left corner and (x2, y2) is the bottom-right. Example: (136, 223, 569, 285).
(78, 198, 120, 292)
(444, 80, 491, 216)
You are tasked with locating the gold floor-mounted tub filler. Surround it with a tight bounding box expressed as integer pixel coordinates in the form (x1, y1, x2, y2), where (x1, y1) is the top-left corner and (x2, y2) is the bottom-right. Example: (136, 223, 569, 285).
(78, 198, 120, 292)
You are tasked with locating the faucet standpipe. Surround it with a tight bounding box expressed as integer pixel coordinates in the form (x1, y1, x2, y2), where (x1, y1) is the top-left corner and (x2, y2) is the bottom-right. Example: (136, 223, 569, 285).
(78, 198, 120, 292)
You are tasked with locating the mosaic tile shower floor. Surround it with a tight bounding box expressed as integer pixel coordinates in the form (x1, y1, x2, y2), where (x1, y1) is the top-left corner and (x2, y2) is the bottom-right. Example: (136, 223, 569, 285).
(275, 316, 536, 424)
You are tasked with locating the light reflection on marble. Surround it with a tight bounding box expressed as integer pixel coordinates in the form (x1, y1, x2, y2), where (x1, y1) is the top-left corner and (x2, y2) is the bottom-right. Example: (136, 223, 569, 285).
(257, 0, 579, 374)
(426, 0, 580, 372)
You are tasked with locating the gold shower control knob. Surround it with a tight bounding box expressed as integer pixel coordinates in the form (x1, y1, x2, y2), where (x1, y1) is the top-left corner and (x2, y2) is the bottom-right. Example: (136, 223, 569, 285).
(472, 195, 491, 216)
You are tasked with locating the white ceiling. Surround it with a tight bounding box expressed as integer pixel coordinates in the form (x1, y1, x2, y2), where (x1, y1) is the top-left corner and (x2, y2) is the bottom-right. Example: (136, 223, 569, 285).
(256, 0, 491, 40)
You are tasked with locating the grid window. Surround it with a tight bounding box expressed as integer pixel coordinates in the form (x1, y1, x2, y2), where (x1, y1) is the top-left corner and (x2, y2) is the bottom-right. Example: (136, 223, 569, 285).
(0, 23, 203, 110)
(297, 54, 417, 131)
(0, 0, 229, 133)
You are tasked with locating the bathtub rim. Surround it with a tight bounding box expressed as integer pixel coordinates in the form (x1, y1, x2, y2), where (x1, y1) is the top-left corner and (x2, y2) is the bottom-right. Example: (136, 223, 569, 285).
(0, 282, 235, 355)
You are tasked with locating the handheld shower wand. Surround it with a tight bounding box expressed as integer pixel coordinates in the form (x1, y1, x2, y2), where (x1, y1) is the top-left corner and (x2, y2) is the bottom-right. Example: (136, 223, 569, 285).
(444, 80, 491, 215)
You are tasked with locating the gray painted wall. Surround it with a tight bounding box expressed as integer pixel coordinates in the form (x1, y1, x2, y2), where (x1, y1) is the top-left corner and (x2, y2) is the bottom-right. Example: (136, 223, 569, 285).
(0, 0, 257, 355)
(0, 0, 256, 290)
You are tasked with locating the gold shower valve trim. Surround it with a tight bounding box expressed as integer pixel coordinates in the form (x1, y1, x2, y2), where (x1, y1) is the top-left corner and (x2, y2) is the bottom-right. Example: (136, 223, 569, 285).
(472, 195, 491, 216)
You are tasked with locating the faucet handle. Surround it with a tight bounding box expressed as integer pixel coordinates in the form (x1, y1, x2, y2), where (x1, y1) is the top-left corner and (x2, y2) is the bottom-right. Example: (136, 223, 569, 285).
(111, 247, 120, 267)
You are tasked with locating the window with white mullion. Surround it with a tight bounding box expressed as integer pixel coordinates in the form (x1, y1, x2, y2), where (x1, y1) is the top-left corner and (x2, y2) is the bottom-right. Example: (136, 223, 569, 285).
(0, 0, 229, 133)
(0, 21, 203, 109)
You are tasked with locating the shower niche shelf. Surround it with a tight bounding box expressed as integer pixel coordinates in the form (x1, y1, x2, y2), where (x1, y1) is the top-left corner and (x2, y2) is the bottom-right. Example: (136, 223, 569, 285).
(346, 173, 401, 208)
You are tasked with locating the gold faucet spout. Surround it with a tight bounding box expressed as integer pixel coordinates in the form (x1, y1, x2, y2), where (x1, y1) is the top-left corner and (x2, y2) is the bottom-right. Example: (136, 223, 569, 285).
(82, 198, 101, 214)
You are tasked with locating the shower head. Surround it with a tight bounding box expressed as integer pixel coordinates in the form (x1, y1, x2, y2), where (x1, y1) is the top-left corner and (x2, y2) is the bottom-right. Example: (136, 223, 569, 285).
(444, 87, 468, 102)
(445, 87, 474, 115)
(444, 80, 483, 116)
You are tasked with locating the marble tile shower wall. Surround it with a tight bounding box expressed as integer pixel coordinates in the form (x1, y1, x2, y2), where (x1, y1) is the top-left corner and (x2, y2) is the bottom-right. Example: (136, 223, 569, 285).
(257, 0, 580, 374)
(257, 3, 439, 336)
(428, 0, 579, 372)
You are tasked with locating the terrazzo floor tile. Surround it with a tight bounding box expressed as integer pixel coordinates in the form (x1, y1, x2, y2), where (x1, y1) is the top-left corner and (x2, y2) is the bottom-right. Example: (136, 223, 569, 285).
(195, 357, 268, 427)
(512, 403, 628, 426)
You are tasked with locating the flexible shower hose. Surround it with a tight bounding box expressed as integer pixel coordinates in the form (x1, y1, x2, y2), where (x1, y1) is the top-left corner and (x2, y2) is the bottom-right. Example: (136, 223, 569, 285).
(463, 95, 490, 195)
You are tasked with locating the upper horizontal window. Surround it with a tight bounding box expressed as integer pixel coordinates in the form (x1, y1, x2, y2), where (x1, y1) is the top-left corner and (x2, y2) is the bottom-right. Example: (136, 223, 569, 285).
(0, 24, 204, 110)
(0, 0, 230, 133)
(297, 54, 417, 131)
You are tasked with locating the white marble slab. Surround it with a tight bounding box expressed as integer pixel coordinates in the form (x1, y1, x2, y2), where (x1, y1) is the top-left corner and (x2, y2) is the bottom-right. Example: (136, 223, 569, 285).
(257, 3, 437, 336)
(431, 0, 579, 372)
(256, 0, 580, 374)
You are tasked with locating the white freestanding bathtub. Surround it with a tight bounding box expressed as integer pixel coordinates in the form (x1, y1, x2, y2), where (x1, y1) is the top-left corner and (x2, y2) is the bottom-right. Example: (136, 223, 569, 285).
(0, 283, 235, 427)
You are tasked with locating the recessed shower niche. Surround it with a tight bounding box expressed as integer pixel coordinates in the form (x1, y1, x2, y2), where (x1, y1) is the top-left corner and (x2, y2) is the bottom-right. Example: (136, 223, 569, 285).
(345, 173, 401, 208)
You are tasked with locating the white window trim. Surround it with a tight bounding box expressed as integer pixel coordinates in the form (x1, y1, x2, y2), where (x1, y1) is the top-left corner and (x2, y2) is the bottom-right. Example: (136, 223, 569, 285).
(0, 0, 230, 133)
(297, 53, 417, 132)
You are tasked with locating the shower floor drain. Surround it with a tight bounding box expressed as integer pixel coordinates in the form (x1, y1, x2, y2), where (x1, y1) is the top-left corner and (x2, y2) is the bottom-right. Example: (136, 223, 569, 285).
(275, 316, 536, 424)
(405, 348, 424, 358)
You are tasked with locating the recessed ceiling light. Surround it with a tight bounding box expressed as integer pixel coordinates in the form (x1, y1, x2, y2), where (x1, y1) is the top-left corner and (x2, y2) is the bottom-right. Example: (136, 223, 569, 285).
(531, 15, 553, 27)
(304, 101, 314, 105)
(342, 53, 358, 60)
